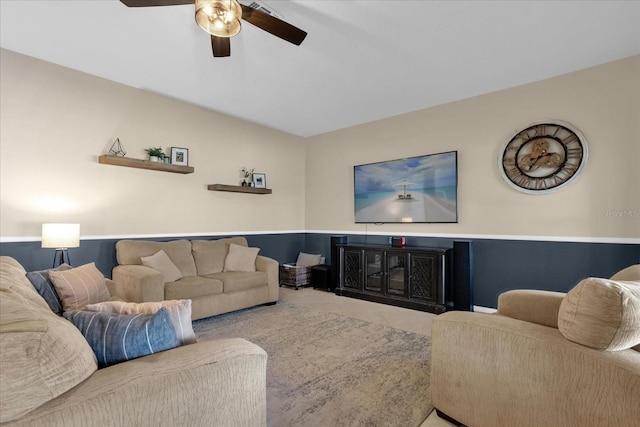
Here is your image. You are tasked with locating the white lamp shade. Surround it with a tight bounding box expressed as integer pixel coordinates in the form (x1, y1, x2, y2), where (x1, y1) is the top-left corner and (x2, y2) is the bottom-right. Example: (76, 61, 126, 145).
(42, 224, 80, 249)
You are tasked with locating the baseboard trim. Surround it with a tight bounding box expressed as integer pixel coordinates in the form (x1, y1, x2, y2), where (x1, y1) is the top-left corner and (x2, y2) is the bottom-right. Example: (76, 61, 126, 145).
(473, 305, 497, 313)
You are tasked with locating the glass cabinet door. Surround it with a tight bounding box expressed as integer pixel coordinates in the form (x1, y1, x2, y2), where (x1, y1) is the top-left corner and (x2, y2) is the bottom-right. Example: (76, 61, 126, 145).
(343, 249, 363, 290)
(364, 250, 384, 293)
(386, 251, 407, 297)
(409, 253, 439, 303)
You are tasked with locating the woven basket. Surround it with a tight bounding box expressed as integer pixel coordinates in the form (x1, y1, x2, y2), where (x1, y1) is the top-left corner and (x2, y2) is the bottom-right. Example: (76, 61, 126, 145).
(279, 263, 313, 288)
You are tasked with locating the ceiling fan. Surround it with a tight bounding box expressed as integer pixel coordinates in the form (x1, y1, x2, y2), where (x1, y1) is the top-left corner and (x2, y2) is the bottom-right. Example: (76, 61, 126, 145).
(120, 0, 307, 57)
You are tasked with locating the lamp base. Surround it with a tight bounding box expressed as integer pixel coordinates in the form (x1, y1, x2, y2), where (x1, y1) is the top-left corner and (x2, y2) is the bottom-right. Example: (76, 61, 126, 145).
(52, 249, 71, 268)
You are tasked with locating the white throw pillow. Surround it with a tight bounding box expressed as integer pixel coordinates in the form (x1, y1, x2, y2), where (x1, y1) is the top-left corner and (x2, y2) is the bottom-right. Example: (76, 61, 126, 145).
(141, 250, 183, 283)
(85, 299, 197, 345)
(223, 244, 259, 272)
(296, 252, 322, 267)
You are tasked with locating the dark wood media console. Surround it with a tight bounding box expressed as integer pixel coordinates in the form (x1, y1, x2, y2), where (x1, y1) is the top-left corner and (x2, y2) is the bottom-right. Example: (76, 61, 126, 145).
(336, 243, 470, 314)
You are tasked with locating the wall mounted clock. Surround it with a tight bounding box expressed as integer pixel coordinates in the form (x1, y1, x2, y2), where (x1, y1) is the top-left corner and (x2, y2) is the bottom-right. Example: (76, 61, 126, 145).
(499, 120, 588, 194)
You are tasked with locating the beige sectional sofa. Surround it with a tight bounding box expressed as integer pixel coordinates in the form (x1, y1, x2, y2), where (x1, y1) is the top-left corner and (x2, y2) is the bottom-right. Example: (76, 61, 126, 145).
(112, 237, 279, 320)
(431, 265, 640, 427)
(0, 256, 268, 426)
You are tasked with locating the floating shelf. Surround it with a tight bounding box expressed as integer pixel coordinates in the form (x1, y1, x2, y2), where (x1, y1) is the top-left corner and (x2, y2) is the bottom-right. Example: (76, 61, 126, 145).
(208, 184, 272, 194)
(99, 155, 194, 174)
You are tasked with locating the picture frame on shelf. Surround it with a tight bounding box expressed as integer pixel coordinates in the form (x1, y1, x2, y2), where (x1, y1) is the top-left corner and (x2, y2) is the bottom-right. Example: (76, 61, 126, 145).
(171, 147, 189, 166)
(253, 173, 266, 188)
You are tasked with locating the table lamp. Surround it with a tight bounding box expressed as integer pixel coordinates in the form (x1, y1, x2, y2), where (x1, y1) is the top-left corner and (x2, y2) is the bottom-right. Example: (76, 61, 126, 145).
(42, 223, 80, 267)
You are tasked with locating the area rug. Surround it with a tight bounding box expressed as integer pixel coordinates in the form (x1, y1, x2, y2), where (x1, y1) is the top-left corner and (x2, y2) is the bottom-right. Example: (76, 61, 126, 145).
(193, 302, 432, 427)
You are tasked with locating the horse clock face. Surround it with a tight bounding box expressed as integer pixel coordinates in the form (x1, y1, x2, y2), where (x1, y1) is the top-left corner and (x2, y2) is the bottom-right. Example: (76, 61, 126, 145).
(499, 121, 588, 194)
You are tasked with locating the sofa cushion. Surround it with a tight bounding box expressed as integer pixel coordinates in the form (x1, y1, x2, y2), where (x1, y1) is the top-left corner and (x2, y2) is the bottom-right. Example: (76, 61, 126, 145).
(25, 264, 72, 315)
(223, 244, 259, 273)
(558, 277, 640, 350)
(165, 276, 224, 300)
(191, 237, 247, 276)
(0, 256, 97, 423)
(116, 239, 197, 277)
(141, 250, 183, 283)
(205, 271, 268, 293)
(86, 299, 197, 345)
(610, 264, 640, 281)
(48, 262, 111, 311)
(64, 308, 179, 368)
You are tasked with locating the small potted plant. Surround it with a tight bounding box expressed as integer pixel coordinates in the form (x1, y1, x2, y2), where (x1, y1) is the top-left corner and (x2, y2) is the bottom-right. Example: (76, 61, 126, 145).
(145, 147, 164, 162)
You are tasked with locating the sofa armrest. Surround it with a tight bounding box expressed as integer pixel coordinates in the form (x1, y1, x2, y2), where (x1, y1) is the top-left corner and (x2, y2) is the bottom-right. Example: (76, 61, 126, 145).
(256, 255, 279, 302)
(431, 311, 640, 427)
(10, 338, 267, 427)
(110, 265, 165, 303)
(497, 289, 565, 328)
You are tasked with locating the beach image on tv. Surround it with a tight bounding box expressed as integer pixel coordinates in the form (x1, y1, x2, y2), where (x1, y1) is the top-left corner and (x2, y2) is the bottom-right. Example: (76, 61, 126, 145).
(354, 151, 458, 223)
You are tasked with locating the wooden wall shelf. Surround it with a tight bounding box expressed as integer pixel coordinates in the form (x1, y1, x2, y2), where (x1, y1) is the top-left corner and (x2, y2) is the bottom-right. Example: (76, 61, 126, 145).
(99, 155, 194, 174)
(208, 184, 272, 194)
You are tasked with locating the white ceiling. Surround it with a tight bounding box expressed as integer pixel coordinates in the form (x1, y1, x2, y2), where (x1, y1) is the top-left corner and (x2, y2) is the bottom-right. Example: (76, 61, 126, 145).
(1, 1, 639, 137)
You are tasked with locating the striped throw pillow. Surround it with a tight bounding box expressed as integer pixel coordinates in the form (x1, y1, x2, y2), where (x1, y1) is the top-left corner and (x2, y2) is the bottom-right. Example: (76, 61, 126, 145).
(63, 308, 179, 368)
(49, 262, 111, 311)
(85, 300, 197, 345)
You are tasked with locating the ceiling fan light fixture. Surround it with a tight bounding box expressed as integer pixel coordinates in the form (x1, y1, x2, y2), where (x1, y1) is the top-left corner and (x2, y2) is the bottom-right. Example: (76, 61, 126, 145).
(195, 0, 242, 38)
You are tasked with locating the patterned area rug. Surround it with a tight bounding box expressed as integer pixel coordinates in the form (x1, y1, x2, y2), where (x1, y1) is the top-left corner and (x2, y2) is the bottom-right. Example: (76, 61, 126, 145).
(193, 302, 432, 427)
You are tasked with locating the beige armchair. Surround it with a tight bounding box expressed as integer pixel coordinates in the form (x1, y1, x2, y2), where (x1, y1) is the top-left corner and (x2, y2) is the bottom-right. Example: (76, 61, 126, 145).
(431, 265, 640, 427)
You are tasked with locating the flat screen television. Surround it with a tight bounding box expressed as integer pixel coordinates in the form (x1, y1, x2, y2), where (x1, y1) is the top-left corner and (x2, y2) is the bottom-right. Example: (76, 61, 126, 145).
(354, 151, 458, 223)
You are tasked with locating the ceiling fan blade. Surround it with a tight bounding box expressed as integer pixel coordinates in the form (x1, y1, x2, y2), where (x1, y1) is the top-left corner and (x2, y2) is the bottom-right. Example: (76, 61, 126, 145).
(119, 0, 192, 7)
(240, 4, 307, 46)
(211, 36, 231, 57)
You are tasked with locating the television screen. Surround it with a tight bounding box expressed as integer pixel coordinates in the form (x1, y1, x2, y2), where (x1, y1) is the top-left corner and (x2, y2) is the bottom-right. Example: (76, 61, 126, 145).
(354, 151, 458, 223)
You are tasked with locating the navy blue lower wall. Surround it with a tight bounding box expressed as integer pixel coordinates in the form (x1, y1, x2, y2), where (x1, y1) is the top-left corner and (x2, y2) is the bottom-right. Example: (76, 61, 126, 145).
(2, 233, 638, 309)
(306, 233, 639, 308)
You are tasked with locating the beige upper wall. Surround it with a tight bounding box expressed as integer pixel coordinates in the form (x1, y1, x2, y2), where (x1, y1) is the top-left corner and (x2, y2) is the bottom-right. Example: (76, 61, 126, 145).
(2, 50, 638, 241)
(0, 49, 306, 239)
(306, 55, 640, 240)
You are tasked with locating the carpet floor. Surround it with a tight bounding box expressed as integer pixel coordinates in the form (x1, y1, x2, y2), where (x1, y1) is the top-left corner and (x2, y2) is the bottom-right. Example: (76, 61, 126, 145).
(193, 301, 432, 427)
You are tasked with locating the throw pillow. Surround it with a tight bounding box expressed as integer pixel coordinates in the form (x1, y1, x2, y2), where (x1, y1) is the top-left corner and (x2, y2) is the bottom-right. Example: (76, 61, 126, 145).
(63, 308, 180, 368)
(49, 262, 111, 311)
(85, 299, 197, 345)
(141, 250, 183, 283)
(223, 243, 260, 273)
(26, 263, 72, 315)
(296, 252, 323, 267)
(558, 277, 640, 351)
